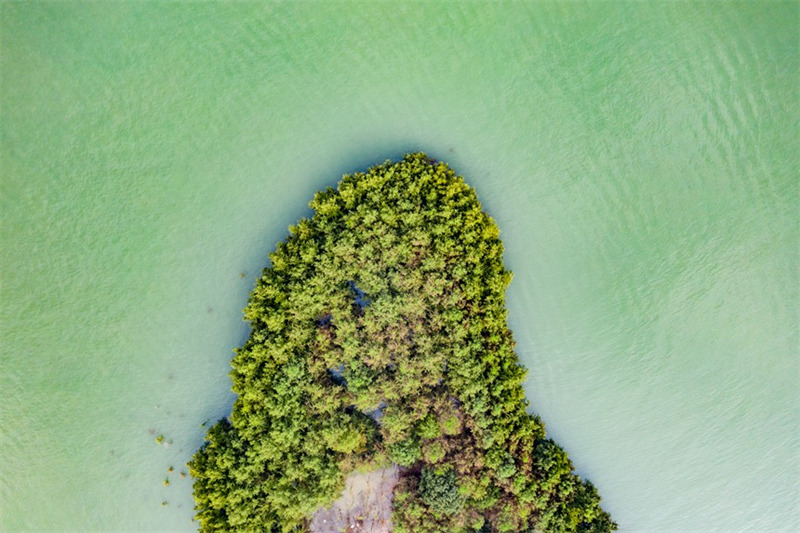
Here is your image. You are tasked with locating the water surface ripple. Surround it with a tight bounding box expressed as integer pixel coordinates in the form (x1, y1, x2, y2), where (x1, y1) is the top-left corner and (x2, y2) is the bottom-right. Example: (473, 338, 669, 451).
(1, 2, 797, 531)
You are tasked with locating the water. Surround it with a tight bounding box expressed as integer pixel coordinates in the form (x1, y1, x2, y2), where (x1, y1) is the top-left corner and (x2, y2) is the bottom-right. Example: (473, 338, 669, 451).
(1, 3, 797, 531)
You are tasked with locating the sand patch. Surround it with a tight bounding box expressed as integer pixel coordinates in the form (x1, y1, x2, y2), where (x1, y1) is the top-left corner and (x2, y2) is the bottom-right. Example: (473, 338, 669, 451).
(309, 465, 399, 533)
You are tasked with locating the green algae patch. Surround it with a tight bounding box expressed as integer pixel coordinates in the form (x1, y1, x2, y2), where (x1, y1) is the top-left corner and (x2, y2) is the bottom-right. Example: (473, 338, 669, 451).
(189, 153, 616, 533)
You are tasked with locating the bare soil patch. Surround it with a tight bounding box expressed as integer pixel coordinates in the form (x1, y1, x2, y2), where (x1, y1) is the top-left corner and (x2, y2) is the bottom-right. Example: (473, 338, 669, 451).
(309, 466, 399, 533)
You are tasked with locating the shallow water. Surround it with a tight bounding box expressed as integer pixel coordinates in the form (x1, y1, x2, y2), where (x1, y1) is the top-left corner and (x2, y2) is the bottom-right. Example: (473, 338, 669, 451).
(1, 3, 797, 531)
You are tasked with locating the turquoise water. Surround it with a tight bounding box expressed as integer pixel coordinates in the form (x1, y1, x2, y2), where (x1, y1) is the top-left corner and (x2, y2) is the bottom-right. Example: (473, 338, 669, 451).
(1, 3, 797, 531)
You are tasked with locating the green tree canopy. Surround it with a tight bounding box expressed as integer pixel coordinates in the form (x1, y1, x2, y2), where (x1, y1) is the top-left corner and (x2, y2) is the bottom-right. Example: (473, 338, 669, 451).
(419, 466, 466, 515)
(189, 153, 616, 533)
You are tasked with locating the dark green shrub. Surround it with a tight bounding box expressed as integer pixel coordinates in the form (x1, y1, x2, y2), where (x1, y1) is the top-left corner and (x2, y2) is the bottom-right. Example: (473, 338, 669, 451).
(418, 466, 466, 515)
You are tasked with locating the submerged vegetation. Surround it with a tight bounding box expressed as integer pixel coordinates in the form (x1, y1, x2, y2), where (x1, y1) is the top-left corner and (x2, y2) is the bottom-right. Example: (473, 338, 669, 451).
(189, 153, 616, 532)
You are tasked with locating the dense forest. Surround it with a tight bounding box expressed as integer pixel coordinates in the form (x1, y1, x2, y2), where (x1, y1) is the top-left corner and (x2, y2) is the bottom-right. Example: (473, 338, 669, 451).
(189, 153, 616, 532)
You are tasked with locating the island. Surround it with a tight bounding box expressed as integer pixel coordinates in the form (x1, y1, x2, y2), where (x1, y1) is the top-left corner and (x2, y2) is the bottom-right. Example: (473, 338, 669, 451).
(189, 153, 616, 532)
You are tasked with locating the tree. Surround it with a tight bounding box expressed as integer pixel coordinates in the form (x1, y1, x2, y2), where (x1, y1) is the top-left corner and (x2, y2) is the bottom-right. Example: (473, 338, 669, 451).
(419, 466, 466, 515)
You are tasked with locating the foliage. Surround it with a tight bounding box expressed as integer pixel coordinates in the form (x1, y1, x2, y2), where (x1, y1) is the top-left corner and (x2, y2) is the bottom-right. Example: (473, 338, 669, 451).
(419, 466, 466, 515)
(189, 153, 616, 532)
